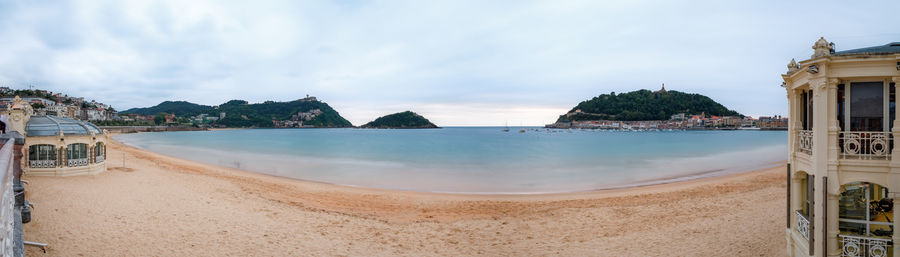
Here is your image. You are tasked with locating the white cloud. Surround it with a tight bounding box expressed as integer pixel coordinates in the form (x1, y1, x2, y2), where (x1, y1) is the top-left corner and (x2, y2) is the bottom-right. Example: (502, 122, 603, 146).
(0, 0, 898, 125)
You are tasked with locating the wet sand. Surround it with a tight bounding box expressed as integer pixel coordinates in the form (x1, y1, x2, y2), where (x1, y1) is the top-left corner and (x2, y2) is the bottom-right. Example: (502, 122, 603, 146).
(22, 138, 787, 256)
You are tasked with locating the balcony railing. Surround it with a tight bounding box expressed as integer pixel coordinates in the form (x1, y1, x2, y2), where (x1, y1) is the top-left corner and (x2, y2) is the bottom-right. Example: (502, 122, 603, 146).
(840, 131, 893, 160)
(796, 211, 810, 240)
(799, 130, 813, 155)
(67, 158, 88, 167)
(840, 235, 892, 257)
(29, 159, 56, 168)
(96, 155, 104, 163)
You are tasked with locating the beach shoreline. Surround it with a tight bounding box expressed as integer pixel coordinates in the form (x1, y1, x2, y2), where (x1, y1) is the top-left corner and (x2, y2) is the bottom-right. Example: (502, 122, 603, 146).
(22, 137, 788, 256)
(111, 129, 787, 195)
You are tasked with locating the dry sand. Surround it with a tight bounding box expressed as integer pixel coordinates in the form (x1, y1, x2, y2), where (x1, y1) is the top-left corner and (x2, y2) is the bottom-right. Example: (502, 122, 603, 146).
(22, 139, 787, 256)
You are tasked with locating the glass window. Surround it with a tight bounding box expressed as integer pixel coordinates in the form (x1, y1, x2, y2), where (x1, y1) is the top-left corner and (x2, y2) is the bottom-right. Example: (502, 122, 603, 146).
(802, 90, 811, 130)
(888, 82, 897, 131)
(66, 143, 87, 160)
(850, 82, 885, 131)
(95, 142, 104, 157)
(838, 84, 845, 131)
(28, 145, 56, 161)
(808, 90, 814, 130)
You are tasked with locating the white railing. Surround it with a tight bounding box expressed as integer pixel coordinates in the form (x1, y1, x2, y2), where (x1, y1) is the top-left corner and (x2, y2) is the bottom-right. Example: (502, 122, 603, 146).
(68, 158, 88, 167)
(796, 211, 810, 240)
(29, 160, 56, 168)
(841, 131, 892, 160)
(840, 235, 892, 257)
(95, 155, 104, 163)
(799, 130, 813, 155)
(0, 139, 16, 256)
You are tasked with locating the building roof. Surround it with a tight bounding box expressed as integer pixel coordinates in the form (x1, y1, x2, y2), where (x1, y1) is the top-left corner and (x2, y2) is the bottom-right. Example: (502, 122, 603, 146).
(833, 42, 900, 56)
(25, 115, 102, 137)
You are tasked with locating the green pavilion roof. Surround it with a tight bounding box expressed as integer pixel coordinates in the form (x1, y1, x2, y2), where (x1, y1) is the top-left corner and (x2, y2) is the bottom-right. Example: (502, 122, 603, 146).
(833, 42, 900, 56)
(25, 115, 102, 137)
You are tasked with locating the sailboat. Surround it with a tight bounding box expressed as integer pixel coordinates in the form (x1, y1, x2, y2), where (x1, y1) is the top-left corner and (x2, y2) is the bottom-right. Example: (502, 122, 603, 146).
(503, 121, 510, 132)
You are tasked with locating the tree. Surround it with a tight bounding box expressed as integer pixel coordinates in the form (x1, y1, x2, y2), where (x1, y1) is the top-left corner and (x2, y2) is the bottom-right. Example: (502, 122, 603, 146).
(154, 113, 167, 125)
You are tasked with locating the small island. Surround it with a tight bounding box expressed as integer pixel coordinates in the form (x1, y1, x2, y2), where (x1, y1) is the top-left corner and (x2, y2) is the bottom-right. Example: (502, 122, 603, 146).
(360, 111, 439, 129)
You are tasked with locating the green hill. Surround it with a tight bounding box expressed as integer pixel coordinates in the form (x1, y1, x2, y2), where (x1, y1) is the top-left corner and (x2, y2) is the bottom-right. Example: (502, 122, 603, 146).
(122, 101, 213, 116)
(557, 89, 741, 122)
(124, 98, 353, 128)
(215, 99, 352, 128)
(361, 111, 438, 129)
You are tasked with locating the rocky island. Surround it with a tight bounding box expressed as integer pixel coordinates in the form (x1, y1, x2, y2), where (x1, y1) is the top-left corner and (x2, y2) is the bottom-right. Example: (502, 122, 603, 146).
(360, 111, 439, 129)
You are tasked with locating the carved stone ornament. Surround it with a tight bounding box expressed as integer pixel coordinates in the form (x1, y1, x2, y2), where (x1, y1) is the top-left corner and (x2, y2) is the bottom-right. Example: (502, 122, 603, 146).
(811, 37, 833, 58)
(787, 59, 800, 73)
(813, 82, 826, 96)
(807, 64, 819, 74)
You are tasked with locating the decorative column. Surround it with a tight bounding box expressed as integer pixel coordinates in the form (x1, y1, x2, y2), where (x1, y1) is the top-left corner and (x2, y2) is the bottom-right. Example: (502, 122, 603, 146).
(892, 77, 900, 163)
(894, 196, 900, 257)
(787, 88, 797, 154)
(57, 147, 64, 168)
(826, 78, 841, 162)
(812, 78, 830, 257)
(825, 78, 840, 256)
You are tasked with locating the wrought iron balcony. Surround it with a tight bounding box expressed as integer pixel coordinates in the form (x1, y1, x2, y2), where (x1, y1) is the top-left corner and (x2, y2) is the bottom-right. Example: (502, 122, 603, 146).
(798, 130, 813, 155)
(840, 234, 892, 257)
(67, 158, 88, 167)
(29, 159, 56, 168)
(796, 210, 810, 240)
(840, 131, 893, 160)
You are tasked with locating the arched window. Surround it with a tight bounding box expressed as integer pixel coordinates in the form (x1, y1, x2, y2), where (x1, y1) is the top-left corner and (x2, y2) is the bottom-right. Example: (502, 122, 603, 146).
(95, 142, 105, 163)
(28, 144, 56, 168)
(67, 143, 88, 167)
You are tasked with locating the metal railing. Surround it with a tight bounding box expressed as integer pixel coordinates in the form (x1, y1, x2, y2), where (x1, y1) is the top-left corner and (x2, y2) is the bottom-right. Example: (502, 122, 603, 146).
(799, 130, 813, 155)
(96, 155, 104, 163)
(840, 131, 893, 160)
(796, 210, 810, 240)
(840, 234, 892, 257)
(28, 160, 55, 168)
(0, 139, 16, 256)
(67, 158, 88, 167)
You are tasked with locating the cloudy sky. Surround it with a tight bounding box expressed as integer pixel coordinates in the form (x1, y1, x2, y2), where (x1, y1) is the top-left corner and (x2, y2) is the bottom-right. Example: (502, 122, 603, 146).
(0, 0, 898, 126)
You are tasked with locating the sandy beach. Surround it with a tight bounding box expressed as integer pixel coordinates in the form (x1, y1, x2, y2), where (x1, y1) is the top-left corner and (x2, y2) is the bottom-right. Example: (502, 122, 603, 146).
(22, 138, 787, 256)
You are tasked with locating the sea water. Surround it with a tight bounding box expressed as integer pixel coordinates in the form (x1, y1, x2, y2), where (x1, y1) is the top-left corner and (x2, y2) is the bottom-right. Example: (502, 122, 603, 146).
(114, 128, 787, 194)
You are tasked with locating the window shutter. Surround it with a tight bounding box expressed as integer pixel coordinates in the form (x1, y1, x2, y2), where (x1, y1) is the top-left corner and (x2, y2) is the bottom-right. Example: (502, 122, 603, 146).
(808, 174, 815, 256)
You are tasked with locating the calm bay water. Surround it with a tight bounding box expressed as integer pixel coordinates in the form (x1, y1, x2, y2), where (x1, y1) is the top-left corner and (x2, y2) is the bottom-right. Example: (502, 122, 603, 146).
(114, 128, 787, 194)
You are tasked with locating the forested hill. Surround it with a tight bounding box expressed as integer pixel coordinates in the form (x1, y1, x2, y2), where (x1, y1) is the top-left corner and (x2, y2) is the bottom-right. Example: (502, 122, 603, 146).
(360, 111, 439, 129)
(122, 101, 213, 116)
(123, 98, 353, 128)
(216, 99, 352, 128)
(557, 89, 741, 122)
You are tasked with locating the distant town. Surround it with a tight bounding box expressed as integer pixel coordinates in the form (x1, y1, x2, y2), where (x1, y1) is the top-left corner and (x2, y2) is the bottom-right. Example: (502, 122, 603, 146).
(0, 87, 788, 130)
(546, 109, 788, 130)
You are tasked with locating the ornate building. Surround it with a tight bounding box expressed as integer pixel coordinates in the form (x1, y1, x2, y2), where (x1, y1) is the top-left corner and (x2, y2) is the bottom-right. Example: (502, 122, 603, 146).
(784, 38, 900, 257)
(4, 96, 107, 176)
